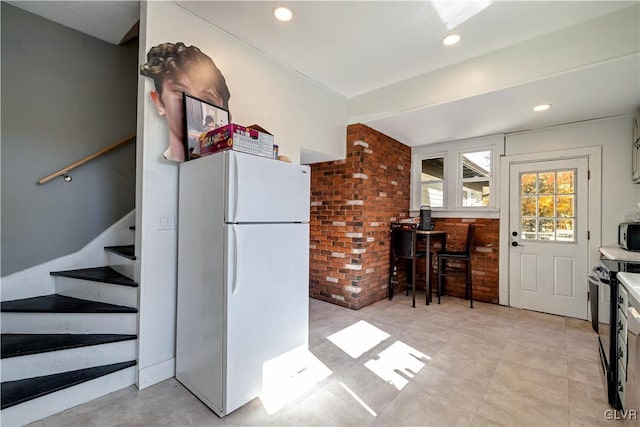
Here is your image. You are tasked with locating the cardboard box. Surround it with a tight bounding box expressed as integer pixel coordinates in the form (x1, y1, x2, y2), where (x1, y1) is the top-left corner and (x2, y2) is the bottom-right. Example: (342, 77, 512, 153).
(200, 124, 274, 158)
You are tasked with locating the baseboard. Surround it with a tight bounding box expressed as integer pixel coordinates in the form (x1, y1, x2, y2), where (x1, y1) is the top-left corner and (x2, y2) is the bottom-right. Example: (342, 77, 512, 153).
(137, 357, 174, 390)
(1, 211, 135, 302)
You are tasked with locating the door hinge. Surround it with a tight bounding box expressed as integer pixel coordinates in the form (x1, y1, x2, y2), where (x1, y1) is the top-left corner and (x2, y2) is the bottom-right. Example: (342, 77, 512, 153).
(588, 170, 591, 179)
(587, 290, 590, 302)
(588, 230, 591, 240)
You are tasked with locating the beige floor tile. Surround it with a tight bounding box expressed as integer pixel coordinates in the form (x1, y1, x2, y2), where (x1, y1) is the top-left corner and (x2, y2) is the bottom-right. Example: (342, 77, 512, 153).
(567, 358, 607, 387)
(137, 378, 224, 426)
(409, 364, 489, 413)
(475, 380, 569, 427)
(490, 359, 569, 406)
(567, 379, 617, 427)
(567, 334, 601, 363)
(509, 327, 568, 355)
(42, 386, 159, 427)
(376, 385, 476, 427)
(501, 340, 568, 376)
(272, 385, 375, 426)
(428, 347, 500, 382)
(446, 329, 508, 358)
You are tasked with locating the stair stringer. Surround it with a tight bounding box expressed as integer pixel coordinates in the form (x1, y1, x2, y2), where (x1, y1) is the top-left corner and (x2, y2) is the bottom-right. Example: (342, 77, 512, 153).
(1, 210, 135, 302)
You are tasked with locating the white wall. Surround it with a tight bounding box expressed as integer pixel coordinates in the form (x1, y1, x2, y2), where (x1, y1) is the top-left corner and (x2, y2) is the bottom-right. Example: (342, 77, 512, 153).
(135, 1, 347, 389)
(505, 115, 637, 246)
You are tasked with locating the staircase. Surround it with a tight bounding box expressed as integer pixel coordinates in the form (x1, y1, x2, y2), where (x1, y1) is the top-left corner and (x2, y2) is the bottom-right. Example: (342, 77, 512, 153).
(1, 242, 138, 426)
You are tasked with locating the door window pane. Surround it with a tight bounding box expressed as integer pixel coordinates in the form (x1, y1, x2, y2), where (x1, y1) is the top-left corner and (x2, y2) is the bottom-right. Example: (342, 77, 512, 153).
(538, 196, 555, 217)
(557, 219, 574, 241)
(556, 195, 574, 217)
(557, 171, 574, 194)
(521, 196, 536, 217)
(539, 219, 555, 240)
(518, 169, 577, 242)
(538, 173, 555, 194)
(521, 174, 537, 195)
(521, 219, 536, 240)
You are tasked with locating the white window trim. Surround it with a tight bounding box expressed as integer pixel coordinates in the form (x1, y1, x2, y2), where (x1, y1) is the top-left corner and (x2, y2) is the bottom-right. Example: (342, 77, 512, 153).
(411, 134, 504, 216)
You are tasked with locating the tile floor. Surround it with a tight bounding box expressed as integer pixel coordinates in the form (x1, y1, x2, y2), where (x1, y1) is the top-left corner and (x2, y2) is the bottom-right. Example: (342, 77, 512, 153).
(28, 294, 635, 426)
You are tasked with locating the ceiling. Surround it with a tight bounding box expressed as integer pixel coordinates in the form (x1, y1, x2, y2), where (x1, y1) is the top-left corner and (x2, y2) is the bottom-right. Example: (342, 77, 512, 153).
(9, 0, 640, 148)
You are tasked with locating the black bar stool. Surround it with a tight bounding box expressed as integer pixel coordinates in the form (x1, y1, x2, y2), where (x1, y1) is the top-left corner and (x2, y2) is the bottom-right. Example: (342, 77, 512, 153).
(437, 224, 475, 308)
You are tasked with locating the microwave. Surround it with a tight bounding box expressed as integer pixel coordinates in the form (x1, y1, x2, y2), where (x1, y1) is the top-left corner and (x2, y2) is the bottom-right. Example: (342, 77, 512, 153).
(619, 223, 640, 251)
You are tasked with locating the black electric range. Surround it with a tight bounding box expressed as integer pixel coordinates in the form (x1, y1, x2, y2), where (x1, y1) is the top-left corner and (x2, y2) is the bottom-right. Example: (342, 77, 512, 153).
(590, 258, 640, 408)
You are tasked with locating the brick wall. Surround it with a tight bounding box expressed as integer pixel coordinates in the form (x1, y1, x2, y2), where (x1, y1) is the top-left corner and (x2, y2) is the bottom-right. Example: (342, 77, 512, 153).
(309, 124, 411, 309)
(425, 218, 500, 304)
(309, 124, 500, 309)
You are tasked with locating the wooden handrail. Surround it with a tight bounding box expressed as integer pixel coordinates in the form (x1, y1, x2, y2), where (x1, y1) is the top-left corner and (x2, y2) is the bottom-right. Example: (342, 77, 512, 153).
(38, 133, 136, 185)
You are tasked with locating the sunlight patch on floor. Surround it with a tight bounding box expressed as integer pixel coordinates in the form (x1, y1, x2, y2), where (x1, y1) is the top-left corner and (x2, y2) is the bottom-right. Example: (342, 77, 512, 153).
(260, 345, 332, 414)
(327, 320, 390, 358)
(364, 340, 431, 390)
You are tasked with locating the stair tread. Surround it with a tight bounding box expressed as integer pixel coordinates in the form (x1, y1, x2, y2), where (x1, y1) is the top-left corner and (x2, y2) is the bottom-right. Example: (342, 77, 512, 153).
(50, 266, 137, 287)
(104, 245, 136, 260)
(0, 360, 136, 409)
(1, 333, 137, 359)
(0, 294, 137, 313)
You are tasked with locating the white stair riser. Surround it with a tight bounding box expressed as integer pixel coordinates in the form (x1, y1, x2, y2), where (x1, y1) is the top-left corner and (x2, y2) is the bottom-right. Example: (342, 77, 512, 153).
(1, 340, 137, 382)
(107, 254, 135, 279)
(1, 313, 137, 334)
(55, 277, 138, 308)
(0, 366, 136, 427)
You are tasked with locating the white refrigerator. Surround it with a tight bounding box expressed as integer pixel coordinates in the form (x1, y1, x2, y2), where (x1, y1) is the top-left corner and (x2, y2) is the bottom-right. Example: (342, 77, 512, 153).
(176, 150, 310, 416)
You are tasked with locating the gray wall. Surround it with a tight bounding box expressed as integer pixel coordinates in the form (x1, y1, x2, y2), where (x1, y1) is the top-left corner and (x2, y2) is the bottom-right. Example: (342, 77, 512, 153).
(1, 3, 138, 276)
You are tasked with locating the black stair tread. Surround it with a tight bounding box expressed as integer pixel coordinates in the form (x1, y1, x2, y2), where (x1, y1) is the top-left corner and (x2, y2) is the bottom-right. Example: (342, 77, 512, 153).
(0, 294, 137, 314)
(50, 267, 137, 287)
(1, 334, 137, 359)
(1, 360, 136, 409)
(104, 245, 136, 260)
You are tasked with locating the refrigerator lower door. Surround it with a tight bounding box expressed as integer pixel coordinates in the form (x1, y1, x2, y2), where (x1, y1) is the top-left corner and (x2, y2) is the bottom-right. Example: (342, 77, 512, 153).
(224, 223, 309, 414)
(225, 151, 310, 224)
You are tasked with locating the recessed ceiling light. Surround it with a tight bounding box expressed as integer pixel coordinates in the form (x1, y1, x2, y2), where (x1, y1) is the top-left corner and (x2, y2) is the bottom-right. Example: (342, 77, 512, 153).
(533, 104, 551, 112)
(274, 7, 293, 22)
(442, 33, 461, 46)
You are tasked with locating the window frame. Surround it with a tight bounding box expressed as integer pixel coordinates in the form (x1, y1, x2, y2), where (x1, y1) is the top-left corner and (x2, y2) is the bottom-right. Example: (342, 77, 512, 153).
(411, 135, 503, 216)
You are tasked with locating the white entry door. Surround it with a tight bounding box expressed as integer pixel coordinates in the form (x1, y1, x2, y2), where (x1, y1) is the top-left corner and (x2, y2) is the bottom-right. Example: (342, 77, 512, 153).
(509, 158, 589, 319)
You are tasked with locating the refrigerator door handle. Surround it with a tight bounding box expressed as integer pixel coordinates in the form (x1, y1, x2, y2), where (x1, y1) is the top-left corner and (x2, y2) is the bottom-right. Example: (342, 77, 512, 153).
(231, 224, 240, 295)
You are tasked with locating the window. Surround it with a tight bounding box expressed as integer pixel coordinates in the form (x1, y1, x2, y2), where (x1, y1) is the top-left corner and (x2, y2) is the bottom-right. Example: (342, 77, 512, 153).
(460, 150, 492, 207)
(519, 169, 576, 242)
(420, 157, 444, 207)
(411, 135, 502, 214)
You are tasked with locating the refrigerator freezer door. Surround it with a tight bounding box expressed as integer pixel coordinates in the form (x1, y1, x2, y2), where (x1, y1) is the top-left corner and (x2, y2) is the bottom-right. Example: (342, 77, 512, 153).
(226, 151, 310, 224)
(176, 157, 226, 414)
(224, 223, 309, 414)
